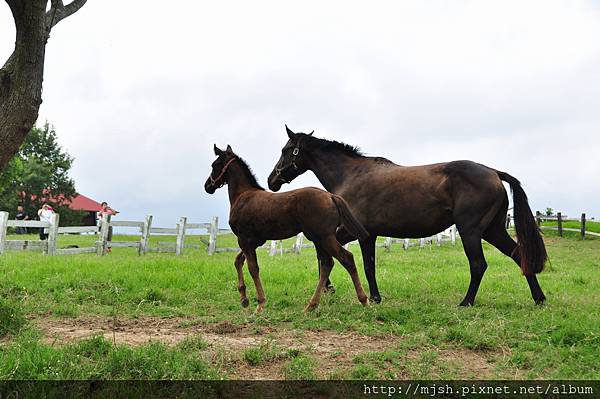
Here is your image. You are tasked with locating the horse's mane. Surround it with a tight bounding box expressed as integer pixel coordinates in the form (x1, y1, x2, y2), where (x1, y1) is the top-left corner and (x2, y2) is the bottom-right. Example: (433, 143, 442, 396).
(298, 133, 394, 164)
(233, 154, 264, 190)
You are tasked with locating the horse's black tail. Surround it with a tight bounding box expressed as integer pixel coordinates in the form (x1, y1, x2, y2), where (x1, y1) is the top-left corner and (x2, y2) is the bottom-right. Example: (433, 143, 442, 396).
(496, 170, 547, 275)
(331, 195, 369, 241)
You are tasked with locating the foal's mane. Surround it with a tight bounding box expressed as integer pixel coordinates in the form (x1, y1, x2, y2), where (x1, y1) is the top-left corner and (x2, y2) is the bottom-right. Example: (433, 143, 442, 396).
(231, 154, 265, 190)
(298, 133, 394, 164)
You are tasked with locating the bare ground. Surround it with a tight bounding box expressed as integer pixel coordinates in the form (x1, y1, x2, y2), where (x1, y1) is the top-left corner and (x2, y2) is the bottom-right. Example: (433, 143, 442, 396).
(34, 316, 497, 379)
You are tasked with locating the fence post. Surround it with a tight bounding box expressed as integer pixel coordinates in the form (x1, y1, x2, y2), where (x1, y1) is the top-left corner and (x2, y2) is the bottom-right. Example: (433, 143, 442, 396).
(557, 212, 563, 237)
(268, 240, 278, 256)
(208, 216, 218, 255)
(97, 214, 111, 256)
(0, 211, 8, 255)
(535, 211, 542, 227)
(419, 238, 425, 248)
(436, 233, 442, 246)
(176, 216, 187, 255)
(384, 237, 392, 252)
(403, 239, 409, 250)
(139, 215, 153, 255)
(294, 233, 304, 254)
(581, 213, 586, 240)
(451, 225, 457, 245)
(506, 214, 511, 229)
(46, 213, 60, 256)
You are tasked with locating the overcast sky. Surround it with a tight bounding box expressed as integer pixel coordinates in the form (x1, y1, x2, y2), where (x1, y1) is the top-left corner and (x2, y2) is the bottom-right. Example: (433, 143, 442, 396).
(2, 1, 600, 229)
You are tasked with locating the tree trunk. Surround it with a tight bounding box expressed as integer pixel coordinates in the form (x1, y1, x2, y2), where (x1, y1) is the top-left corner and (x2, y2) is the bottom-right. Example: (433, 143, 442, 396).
(0, 0, 87, 171)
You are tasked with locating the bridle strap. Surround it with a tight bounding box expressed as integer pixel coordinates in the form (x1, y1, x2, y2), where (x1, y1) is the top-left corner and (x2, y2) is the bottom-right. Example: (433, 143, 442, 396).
(209, 157, 237, 187)
(275, 141, 302, 178)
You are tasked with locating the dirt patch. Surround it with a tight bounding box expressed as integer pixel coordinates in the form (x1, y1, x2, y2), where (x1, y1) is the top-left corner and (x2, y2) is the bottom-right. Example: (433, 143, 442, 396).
(208, 321, 243, 335)
(437, 348, 496, 379)
(34, 316, 497, 379)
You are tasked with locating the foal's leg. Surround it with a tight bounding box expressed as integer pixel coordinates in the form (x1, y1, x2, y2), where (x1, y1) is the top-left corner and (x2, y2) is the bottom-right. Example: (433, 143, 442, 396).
(358, 236, 381, 304)
(244, 247, 266, 312)
(234, 251, 249, 308)
(323, 236, 369, 307)
(483, 223, 546, 304)
(305, 246, 334, 312)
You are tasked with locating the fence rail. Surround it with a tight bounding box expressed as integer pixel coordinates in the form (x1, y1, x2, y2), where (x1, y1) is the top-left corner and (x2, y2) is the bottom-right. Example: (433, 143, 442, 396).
(2, 209, 594, 257)
(536, 212, 599, 239)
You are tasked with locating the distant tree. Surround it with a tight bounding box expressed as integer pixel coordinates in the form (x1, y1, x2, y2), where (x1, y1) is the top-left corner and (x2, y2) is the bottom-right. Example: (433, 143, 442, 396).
(0, 122, 83, 224)
(0, 0, 88, 171)
(545, 208, 554, 217)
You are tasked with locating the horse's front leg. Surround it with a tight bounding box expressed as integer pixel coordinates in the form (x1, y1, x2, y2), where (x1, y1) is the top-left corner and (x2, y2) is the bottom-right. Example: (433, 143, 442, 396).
(244, 247, 266, 312)
(234, 251, 249, 308)
(305, 246, 334, 312)
(359, 236, 381, 303)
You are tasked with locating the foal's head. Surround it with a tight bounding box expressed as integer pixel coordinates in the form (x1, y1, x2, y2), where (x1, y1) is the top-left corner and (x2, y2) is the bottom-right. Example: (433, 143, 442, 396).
(267, 125, 313, 192)
(204, 144, 236, 194)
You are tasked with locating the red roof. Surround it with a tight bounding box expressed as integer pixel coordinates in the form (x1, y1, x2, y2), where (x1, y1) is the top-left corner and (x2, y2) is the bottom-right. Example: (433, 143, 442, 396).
(66, 194, 105, 212)
(23, 191, 114, 212)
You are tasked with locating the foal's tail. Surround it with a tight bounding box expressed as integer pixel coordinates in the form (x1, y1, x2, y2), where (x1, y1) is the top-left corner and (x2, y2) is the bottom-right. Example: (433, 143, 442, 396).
(496, 170, 547, 275)
(331, 195, 369, 241)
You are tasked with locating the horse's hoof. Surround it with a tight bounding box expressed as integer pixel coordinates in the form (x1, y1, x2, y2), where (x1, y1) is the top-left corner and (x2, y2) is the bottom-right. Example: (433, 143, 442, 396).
(324, 285, 335, 294)
(459, 300, 474, 307)
(241, 297, 250, 308)
(534, 296, 546, 305)
(370, 295, 382, 304)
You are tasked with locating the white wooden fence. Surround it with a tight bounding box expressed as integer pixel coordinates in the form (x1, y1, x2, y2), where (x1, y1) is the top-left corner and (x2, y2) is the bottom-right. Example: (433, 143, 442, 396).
(535, 212, 600, 239)
(1, 210, 461, 257)
(0, 212, 218, 256)
(206, 216, 460, 256)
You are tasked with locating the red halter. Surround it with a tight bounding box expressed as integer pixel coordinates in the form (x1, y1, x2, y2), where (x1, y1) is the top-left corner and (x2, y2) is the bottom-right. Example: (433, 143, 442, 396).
(209, 157, 237, 188)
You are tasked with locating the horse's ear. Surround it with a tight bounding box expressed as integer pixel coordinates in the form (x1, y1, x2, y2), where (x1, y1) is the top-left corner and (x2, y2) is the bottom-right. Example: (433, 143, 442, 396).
(285, 124, 295, 140)
(308, 130, 314, 136)
(214, 144, 224, 156)
(226, 144, 233, 153)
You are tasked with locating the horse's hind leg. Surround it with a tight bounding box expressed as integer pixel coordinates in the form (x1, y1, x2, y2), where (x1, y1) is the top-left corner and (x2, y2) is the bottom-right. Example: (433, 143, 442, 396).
(234, 251, 250, 308)
(305, 246, 334, 312)
(483, 220, 546, 304)
(458, 230, 488, 306)
(322, 236, 369, 307)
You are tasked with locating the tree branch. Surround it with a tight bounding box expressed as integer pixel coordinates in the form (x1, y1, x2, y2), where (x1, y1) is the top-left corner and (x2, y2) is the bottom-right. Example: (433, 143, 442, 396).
(45, 0, 86, 29)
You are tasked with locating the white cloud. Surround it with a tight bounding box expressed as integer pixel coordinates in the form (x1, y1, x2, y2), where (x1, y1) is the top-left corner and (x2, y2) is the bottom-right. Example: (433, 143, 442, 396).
(1, 0, 599, 227)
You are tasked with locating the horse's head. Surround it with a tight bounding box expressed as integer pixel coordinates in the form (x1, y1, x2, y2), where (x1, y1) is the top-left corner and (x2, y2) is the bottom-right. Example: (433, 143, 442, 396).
(205, 144, 236, 194)
(268, 125, 313, 192)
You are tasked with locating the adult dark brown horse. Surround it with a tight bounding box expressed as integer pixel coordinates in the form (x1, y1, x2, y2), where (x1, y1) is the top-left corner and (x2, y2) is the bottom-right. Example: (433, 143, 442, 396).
(205, 144, 370, 312)
(267, 126, 547, 307)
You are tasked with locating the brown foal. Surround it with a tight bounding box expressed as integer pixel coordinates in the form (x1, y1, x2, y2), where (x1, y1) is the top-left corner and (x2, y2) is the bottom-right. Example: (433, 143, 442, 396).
(205, 144, 369, 312)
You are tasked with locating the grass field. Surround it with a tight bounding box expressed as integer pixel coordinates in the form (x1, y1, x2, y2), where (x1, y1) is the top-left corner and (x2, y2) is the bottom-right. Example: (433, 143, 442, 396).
(0, 230, 599, 380)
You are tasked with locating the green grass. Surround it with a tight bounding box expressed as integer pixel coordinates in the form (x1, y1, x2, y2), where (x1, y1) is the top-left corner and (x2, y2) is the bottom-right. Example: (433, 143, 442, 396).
(0, 232, 599, 379)
(0, 334, 217, 379)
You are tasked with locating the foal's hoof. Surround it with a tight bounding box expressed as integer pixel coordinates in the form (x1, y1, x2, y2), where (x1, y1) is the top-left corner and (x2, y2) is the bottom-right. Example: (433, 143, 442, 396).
(370, 295, 382, 304)
(324, 285, 336, 294)
(304, 303, 318, 313)
(241, 297, 250, 308)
